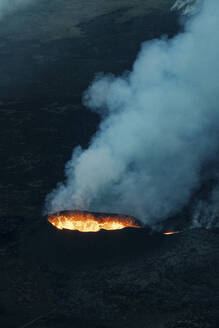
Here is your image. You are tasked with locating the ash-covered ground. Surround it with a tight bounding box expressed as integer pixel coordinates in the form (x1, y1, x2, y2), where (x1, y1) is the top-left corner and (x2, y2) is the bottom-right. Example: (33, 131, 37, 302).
(0, 1, 219, 327)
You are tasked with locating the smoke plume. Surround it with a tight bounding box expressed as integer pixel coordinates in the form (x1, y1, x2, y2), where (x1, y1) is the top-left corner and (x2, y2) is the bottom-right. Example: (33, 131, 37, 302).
(192, 178, 219, 228)
(171, 0, 200, 15)
(46, 0, 219, 226)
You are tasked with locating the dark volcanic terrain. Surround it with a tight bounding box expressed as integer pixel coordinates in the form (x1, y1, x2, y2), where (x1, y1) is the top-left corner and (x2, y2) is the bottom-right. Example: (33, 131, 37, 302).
(0, 1, 219, 327)
(1, 225, 219, 328)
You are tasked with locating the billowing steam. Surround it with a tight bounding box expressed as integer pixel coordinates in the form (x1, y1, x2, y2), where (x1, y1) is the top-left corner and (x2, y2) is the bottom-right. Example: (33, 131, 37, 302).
(192, 183, 219, 228)
(45, 0, 219, 226)
(0, 0, 32, 19)
(171, 0, 200, 15)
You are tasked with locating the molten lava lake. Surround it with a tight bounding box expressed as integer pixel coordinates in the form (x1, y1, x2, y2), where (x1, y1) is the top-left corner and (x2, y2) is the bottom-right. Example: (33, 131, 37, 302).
(47, 210, 141, 233)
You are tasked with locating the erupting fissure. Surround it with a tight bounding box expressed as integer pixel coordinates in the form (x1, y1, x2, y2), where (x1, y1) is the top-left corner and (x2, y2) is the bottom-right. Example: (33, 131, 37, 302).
(163, 231, 180, 235)
(47, 210, 140, 232)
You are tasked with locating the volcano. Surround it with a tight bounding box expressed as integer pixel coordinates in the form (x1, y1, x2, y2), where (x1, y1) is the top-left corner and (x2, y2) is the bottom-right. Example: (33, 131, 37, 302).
(22, 213, 165, 271)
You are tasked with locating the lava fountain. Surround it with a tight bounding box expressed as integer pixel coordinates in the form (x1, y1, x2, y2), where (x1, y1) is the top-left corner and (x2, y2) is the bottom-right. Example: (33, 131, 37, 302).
(47, 210, 140, 232)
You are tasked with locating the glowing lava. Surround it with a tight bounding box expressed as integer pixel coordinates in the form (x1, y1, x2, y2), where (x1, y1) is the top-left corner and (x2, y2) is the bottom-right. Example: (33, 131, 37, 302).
(47, 210, 140, 232)
(163, 231, 180, 235)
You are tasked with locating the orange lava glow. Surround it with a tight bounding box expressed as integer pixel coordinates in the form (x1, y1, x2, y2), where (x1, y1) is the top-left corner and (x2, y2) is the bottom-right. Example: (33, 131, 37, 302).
(47, 210, 140, 232)
(163, 231, 180, 235)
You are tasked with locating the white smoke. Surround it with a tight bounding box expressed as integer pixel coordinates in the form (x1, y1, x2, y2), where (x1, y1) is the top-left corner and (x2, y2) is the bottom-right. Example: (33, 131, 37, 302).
(45, 0, 219, 226)
(192, 182, 219, 228)
(171, 0, 200, 15)
(0, 0, 32, 19)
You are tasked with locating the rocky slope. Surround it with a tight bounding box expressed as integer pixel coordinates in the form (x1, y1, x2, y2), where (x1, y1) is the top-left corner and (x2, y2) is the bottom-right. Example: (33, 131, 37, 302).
(1, 223, 218, 328)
